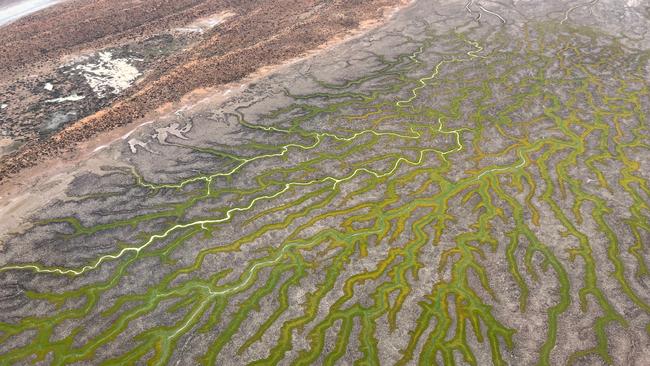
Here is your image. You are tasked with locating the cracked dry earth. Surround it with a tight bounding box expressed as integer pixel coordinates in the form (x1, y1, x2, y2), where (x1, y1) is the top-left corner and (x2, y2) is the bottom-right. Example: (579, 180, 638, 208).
(1, 0, 650, 365)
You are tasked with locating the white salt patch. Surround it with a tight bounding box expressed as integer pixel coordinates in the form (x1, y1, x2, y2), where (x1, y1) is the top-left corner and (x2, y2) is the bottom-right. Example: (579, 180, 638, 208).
(153, 122, 192, 144)
(175, 11, 233, 33)
(45, 93, 85, 103)
(121, 120, 154, 140)
(0, 104, 7, 109)
(626, 0, 641, 6)
(44, 82, 53, 91)
(75, 52, 141, 98)
(128, 138, 155, 154)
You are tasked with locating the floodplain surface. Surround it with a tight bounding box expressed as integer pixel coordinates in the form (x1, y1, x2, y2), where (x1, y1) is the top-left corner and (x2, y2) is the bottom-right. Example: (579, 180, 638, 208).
(1, 0, 650, 365)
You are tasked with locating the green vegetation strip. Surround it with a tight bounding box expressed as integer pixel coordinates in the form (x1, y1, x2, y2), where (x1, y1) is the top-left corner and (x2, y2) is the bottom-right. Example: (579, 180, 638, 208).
(0, 21, 649, 366)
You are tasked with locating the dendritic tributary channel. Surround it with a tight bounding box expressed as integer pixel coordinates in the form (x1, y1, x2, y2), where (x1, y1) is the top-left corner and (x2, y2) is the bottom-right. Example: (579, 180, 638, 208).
(1, 1, 650, 365)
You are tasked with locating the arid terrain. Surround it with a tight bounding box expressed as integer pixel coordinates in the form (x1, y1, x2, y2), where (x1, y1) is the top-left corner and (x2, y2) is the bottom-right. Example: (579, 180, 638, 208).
(0, 0, 404, 180)
(1, 0, 650, 365)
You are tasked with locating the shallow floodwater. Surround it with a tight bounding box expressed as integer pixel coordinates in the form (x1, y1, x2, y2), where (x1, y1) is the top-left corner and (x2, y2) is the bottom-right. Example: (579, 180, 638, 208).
(0, 0, 60, 27)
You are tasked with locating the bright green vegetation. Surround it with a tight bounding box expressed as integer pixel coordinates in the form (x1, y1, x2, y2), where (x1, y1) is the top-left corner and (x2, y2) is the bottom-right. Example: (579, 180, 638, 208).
(1, 19, 649, 365)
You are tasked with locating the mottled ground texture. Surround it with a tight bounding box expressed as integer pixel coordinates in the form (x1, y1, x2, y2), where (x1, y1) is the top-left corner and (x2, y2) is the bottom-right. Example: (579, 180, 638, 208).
(1, 0, 650, 365)
(0, 0, 402, 179)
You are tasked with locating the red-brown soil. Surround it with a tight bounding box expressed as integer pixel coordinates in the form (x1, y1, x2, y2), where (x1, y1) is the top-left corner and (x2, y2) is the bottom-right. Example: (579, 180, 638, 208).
(0, 0, 407, 183)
